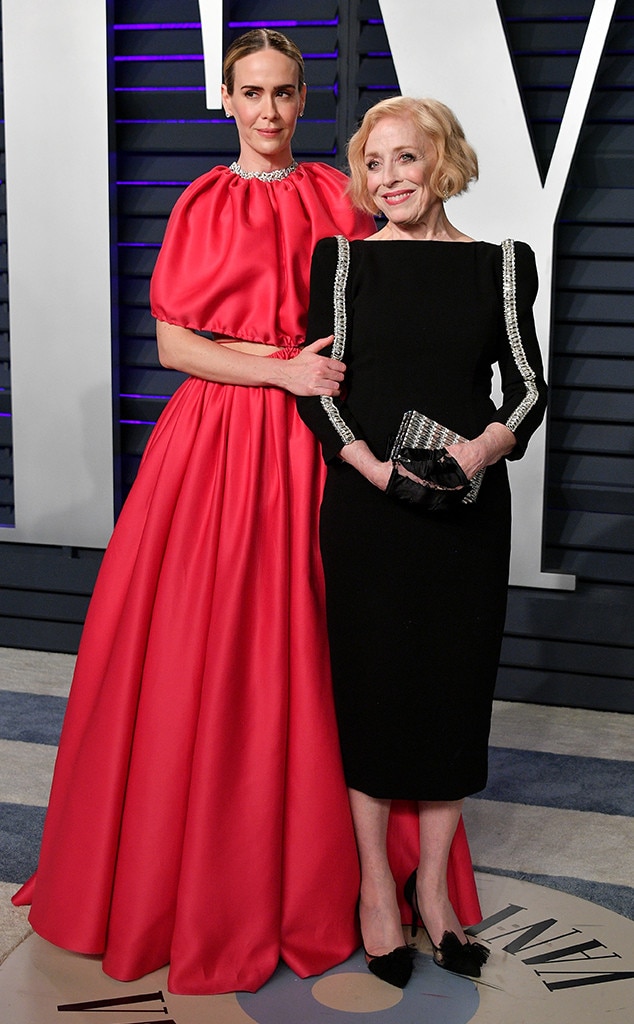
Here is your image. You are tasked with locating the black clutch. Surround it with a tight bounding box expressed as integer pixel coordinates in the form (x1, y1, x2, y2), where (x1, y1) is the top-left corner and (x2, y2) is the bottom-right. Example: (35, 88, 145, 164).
(389, 410, 484, 506)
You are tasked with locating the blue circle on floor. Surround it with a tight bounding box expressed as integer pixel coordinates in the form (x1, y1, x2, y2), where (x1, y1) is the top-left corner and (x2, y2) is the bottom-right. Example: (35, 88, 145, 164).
(237, 948, 479, 1022)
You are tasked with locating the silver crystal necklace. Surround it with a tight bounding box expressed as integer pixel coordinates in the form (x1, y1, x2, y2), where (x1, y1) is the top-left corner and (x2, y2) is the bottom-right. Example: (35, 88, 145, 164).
(229, 160, 298, 182)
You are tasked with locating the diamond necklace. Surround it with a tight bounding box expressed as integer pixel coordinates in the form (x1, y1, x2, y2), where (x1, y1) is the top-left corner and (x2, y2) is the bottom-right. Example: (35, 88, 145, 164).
(229, 160, 298, 182)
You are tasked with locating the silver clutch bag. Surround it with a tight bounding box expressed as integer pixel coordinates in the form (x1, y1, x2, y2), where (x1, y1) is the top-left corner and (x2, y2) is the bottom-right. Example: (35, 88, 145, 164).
(390, 410, 484, 504)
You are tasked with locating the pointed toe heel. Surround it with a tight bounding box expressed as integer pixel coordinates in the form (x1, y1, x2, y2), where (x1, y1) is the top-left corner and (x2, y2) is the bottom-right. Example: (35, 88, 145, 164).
(404, 870, 489, 979)
(364, 944, 414, 988)
(431, 929, 489, 978)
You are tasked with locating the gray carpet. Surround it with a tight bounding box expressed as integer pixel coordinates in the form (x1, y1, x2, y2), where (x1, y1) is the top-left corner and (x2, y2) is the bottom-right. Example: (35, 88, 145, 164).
(1, 645, 633, 971)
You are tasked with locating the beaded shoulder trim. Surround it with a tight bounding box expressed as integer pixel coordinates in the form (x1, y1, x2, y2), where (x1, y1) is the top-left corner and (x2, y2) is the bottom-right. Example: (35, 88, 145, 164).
(501, 239, 540, 434)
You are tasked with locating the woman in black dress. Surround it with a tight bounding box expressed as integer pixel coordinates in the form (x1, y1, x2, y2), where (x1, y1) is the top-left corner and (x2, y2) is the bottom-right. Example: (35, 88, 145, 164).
(298, 96, 547, 988)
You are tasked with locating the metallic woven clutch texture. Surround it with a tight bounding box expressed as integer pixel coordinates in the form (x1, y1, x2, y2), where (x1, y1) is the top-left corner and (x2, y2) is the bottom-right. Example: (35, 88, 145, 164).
(390, 410, 484, 504)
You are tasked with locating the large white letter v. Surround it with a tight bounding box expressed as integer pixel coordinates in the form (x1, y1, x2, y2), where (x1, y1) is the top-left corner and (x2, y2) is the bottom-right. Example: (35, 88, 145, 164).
(379, 0, 617, 589)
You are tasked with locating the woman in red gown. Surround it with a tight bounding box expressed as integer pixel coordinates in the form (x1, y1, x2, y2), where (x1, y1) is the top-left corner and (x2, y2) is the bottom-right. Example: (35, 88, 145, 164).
(13, 30, 480, 994)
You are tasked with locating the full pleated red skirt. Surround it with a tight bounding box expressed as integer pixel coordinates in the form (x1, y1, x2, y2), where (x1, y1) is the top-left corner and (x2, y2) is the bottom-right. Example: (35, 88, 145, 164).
(13, 367, 481, 993)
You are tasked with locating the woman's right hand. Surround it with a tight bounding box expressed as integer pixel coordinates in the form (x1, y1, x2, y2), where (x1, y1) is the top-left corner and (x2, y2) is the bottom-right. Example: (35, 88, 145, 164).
(278, 336, 346, 397)
(339, 441, 393, 490)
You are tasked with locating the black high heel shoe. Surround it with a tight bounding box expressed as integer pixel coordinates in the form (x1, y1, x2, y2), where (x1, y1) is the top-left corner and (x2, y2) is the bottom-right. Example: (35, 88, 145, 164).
(357, 895, 414, 988)
(404, 871, 489, 979)
(363, 944, 414, 989)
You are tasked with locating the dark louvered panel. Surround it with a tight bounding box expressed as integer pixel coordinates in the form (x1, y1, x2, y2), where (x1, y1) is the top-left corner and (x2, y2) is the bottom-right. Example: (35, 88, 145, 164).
(505, 579, 632, 641)
(545, 4, 634, 586)
(492, 1, 633, 706)
(114, 10, 217, 499)
(546, 454, 632, 518)
(230, 0, 339, 20)
(552, 353, 634, 388)
(551, 386, 631, 421)
(502, 632, 633, 678)
(545, 509, 634, 554)
(0, 543, 102, 653)
(0, 18, 13, 526)
(496, 663, 634, 711)
(0, 588, 90, 624)
(114, 0, 345, 498)
(355, 0, 398, 121)
(498, 0, 595, 179)
(501, 579, 634, 711)
(549, 421, 634, 455)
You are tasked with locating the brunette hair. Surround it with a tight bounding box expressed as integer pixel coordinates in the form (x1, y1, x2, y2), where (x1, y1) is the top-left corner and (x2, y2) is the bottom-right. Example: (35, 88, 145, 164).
(347, 96, 478, 213)
(223, 29, 305, 94)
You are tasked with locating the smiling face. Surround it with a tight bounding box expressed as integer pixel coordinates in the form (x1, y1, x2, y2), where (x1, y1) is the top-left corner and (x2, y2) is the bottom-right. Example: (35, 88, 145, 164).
(221, 48, 306, 172)
(364, 115, 443, 234)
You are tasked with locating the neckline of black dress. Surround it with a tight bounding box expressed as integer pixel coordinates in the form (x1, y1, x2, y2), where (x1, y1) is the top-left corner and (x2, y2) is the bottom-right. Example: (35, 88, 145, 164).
(359, 237, 481, 244)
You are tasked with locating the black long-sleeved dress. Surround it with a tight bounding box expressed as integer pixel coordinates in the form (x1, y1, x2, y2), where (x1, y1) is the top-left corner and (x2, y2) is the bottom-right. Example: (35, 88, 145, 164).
(298, 236, 548, 801)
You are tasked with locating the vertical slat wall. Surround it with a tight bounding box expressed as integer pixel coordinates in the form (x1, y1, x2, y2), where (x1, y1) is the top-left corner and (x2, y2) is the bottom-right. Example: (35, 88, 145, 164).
(0, 0, 632, 712)
(498, 0, 634, 710)
(115, 0, 343, 491)
(0, 8, 12, 526)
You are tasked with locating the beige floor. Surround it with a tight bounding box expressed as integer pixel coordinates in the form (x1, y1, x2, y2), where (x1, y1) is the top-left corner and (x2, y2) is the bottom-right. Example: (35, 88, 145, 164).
(1, 875, 633, 1023)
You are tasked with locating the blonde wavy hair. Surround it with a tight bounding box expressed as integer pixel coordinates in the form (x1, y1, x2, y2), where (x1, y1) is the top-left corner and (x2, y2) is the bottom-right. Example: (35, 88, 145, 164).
(347, 96, 478, 214)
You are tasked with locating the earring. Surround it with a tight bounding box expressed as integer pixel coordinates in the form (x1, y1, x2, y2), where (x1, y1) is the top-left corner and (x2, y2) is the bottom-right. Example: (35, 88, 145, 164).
(299, 109, 304, 117)
(442, 188, 450, 202)
(225, 110, 232, 118)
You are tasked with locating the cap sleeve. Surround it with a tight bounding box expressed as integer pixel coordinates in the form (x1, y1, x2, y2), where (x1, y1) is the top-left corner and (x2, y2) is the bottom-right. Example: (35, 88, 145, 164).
(150, 163, 374, 347)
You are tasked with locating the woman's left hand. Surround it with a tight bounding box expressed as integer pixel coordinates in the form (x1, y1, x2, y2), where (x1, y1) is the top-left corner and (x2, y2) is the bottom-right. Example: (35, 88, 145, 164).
(446, 423, 516, 479)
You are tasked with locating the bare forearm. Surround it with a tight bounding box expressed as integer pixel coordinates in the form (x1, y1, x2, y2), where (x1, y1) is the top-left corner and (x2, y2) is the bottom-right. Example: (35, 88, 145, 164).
(157, 321, 288, 387)
(156, 321, 344, 395)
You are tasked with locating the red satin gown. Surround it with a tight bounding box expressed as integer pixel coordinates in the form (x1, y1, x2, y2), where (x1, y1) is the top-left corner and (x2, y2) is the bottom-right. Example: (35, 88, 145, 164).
(13, 163, 481, 994)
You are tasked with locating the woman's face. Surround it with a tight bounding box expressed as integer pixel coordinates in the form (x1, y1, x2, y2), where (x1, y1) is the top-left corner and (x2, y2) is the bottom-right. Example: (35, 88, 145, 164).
(221, 48, 306, 172)
(364, 115, 441, 229)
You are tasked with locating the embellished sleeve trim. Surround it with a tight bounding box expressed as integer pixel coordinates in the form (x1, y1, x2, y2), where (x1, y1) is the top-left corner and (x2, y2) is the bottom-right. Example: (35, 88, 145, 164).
(318, 235, 356, 446)
(501, 238, 541, 434)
